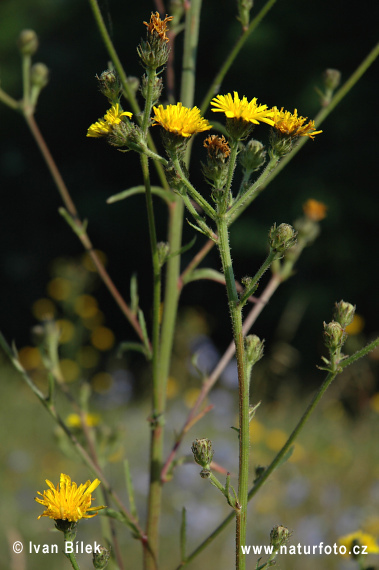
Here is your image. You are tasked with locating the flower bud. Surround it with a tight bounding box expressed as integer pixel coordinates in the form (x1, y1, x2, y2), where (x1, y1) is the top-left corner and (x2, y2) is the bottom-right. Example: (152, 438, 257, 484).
(96, 69, 122, 103)
(93, 545, 111, 569)
(191, 438, 214, 469)
(270, 525, 290, 549)
(245, 335, 264, 366)
(333, 300, 356, 328)
(323, 68, 341, 91)
(323, 321, 347, 351)
(157, 242, 170, 267)
(239, 139, 266, 173)
(269, 223, 297, 253)
(17, 29, 39, 56)
(269, 128, 293, 159)
(30, 63, 49, 88)
(141, 74, 163, 104)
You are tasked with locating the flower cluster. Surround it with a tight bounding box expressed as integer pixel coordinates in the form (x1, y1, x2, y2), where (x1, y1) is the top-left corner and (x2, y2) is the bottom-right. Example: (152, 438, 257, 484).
(87, 104, 132, 138)
(35, 473, 106, 522)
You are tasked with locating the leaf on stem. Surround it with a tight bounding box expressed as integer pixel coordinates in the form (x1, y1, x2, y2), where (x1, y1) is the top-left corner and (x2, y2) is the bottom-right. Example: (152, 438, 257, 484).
(107, 185, 174, 205)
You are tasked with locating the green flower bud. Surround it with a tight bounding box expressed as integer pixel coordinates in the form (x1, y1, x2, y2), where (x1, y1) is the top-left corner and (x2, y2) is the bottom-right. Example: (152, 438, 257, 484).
(323, 68, 341, 91)
(96, 69, 122, 103)
(141, 74, 163, 104)
(191, 438, 214, 469)
(333, 300, 356, 328)
(239, 139, 266, 173)
(30, 63, 49, 89)
(17, 29, 39, 56)
(237, 0, 254, 31)
(269, 223, 297, 253)
(323, 320, 347, 350)
(245, 335, 264, 366)
(270, 525, 290, 549)
(157, 242, 170, 267)
(268, 128, 293, 159)
(93, 545, 111, 569)
(137, 38, 170, 70)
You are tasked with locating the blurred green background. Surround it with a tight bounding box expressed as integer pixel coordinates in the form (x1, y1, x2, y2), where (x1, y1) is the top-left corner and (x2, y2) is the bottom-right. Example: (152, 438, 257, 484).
(0, 0, 378, 569)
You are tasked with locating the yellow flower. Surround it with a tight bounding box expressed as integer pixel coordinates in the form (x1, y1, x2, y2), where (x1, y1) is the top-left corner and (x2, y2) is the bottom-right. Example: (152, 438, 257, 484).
(338, 530, 379, 556)
(35, 473, 106, 521)
(87, 104, 132, 138)
(152, 103, 212, 138)
(144, 11, 173, 43)
(211, 92, 274, 126)
(270, 107, 322, 139)
(303, 198, 328, 221)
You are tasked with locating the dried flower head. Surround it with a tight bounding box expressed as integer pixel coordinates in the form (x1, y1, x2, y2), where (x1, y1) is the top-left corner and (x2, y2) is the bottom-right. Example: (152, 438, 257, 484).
(35, 473, 106, 522)
(211, 92, 274, 126)
(87, 104, 132, 138)
(144, 12, 173, 43)
(270, 107, 322, 139)
(203, 135, 231, 159)
(152, 102, 212, 138)
(302, 199, 327, 221)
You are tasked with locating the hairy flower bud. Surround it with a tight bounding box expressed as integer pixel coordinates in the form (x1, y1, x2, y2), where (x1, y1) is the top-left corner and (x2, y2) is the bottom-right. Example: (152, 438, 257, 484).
(96, 69, 122, 103)
(30, 63, 49, 88)
(18, 29, 39, 56)
(270, 525, 290, 549)
(191, 438, 214, 469)
(269, 223, 297, 253)
(239, 139, 266, 173)
(334, 300, 356, 328)
(323, 68, 341, 92)
(323, 321, 347, 351)
(93, 545, 111, 569)
(245, 335, 264, 366)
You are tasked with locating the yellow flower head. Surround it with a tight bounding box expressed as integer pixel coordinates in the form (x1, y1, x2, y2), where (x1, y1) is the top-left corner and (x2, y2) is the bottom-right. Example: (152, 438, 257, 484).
(270, 107, 322, 139)
(211, 92, 274, 126)
(144, 12, 173, 43)
(303, 198, 328, 221)
(338, 530, 379, 557)
(152, 103, 212, 138)
(35, 473, 106, 522)
(87, 104, 132, 138)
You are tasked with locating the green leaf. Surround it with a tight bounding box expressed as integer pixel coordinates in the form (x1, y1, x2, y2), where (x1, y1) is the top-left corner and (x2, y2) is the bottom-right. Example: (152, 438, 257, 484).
(183, 268, 225, 285)
(117, 341, 150, 359)
(166, 236, 196, 260)
(107, 185, 174, 205)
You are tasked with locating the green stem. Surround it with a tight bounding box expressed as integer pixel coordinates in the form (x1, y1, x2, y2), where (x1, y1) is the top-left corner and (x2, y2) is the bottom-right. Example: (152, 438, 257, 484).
(174, 370, 339, 569)
(141, 151, 162, 570)
(216, 216, 249, 570)
(172, 156, 216, 220)
(0, 87, 20, 111)
(180, 0, 202, 107)
(249, 371, 337, 499)
(341, 337, 379, 369)
(221, 139, 239, 214)
(259, 42, 379, 190)
(88, 0, 169, 189)
(200, 0, 278, 115)
(238, 249, 277, 307)
(64, 539, 81, 570)
(227, 156, 279, 223)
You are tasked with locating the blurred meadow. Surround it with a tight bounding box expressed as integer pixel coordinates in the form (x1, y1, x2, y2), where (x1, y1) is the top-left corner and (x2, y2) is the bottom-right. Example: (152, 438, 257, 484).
(1, 0, 378, 569)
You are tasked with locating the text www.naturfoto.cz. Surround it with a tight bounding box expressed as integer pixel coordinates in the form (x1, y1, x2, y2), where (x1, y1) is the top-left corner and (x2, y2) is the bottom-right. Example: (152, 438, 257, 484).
(241, 543, 369, 556)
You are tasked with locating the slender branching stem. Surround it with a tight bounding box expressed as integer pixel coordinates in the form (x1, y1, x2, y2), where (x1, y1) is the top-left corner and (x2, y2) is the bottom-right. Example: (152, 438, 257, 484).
(200, 0, 278, 115)
(171, 156, 216, 220)
(216, 215, 249, 570)
(87, 0, 169, 189)
(22, 112, 146, 344)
